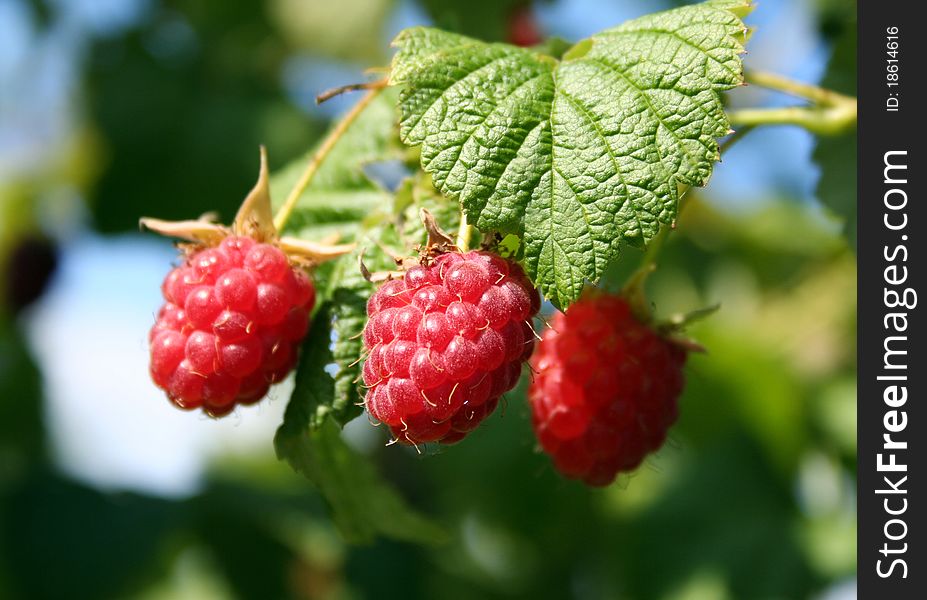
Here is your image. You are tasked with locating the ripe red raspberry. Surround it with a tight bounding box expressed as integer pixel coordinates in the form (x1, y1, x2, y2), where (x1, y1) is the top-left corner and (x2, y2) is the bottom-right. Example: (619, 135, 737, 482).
(362, 250, 541, 445)
(148, 236, 315, 417)
(529, 293, 687, 486)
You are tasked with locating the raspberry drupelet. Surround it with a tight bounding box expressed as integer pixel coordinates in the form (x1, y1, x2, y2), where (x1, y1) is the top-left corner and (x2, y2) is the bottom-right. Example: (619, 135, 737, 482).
(362, 250, 541, 445)
(528, 293, 687, 486)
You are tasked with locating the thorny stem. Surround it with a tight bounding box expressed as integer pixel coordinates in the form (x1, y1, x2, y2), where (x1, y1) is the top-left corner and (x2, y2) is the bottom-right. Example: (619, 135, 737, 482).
(727, 71, 858, 135)
(273, 81, 388, 232)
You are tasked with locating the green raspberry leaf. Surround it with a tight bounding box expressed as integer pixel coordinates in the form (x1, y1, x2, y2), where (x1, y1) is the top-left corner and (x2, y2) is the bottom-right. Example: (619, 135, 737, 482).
(278, 301, 341, 433)
(324, 253, 390, 426)
(390, 1, 750, 307)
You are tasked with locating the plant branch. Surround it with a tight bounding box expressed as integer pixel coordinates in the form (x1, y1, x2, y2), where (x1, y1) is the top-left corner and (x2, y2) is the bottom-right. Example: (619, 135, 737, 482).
(273, 83, 387, 232)
(728, 71, 858, 135)
(727, 105, 857, 135)
(746, 71, 849, 105)
(316, 79, 388, 104)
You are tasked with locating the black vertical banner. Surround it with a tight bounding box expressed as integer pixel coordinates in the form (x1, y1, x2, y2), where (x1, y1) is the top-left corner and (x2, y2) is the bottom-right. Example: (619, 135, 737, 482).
(858, 1, 925, 597)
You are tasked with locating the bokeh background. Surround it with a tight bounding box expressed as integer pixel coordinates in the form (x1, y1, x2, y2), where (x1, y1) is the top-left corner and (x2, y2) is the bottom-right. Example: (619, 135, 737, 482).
(0, 0, 856, 599)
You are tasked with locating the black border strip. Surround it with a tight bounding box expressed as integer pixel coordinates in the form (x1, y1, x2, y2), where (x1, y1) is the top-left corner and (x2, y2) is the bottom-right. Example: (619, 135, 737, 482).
(858, 1, 924, 596)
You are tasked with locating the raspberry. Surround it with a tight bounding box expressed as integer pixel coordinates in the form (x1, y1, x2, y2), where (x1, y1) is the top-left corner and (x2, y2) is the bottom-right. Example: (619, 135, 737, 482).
(528, 293, 686, 486)
(362, 250, 540, 445)
(148, 236, 315, 416)
(506, 5, 543, 47)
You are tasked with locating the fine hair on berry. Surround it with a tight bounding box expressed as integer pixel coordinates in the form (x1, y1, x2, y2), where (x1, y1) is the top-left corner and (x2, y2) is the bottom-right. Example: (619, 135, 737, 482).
(362, 250, 541, 445)
(529, 292, 687, 486)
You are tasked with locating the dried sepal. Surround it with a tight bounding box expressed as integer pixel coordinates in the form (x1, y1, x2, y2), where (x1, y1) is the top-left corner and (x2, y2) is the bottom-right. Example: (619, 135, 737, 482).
(420, 208, 455, 252)
(358, 249, 407, 283)
(232, 146, 276, 242)
(278, 236, 356, 264)
(139, 217, 228, 245)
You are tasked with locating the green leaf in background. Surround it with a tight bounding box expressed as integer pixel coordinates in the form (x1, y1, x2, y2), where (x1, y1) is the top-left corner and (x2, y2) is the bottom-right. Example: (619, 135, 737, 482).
(275, 303, 446, 545)
(277, 420, 448, 545)
(0, 472, 179, 600)
(270, 0, 395, 64)
(390, 0, 751, 307)
(0, 320, 45, 465)
(189, 483, 312, 600)
(397, 172, 463, 246)
(88, 3, 322, 233)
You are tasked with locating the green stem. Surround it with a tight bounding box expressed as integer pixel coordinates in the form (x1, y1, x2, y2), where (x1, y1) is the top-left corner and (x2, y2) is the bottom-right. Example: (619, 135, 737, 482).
(273, 82, 387, 232)
(727, 71, 857, 135)
(727, 105, 856, 135)
(747, 71, 846, 104)
(622, 221, 669, 321)
(622, 195, 678, 294)
(455, 212, 475, 251)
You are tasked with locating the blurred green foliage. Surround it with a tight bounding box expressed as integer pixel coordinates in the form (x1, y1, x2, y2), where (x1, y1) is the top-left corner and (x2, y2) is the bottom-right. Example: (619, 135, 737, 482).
(0, 0, 856, 599)
(87, 0, 324, 232)
(813, 6, 857, 248)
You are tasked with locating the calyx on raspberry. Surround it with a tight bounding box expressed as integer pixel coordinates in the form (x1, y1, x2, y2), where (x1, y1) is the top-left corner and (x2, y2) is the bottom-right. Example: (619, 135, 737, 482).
(143, 148, 353, 417)
(529, 291, 687, 486)
(361, 215, 541, 445)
